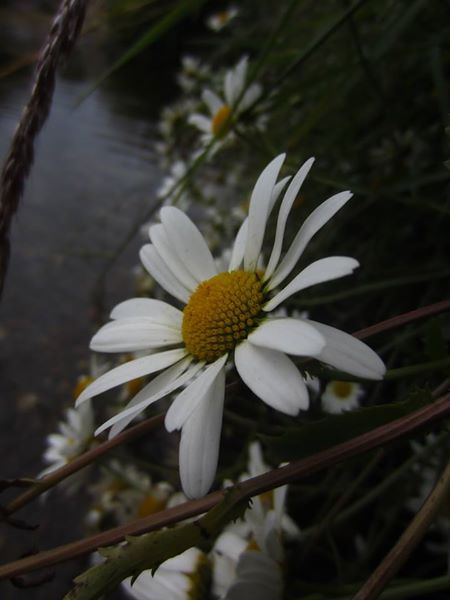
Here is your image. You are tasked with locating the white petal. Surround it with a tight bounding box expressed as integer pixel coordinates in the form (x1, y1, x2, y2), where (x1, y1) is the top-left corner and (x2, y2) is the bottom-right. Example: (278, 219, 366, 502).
(264, 158, 315, 281)
(240, 83, 262, 110)
(269, 191, 353, 290)
(110, 298, 183, 329)
(235, 341, 309, 414)
(140, 244, 191, 304)
(269, 176, 291, 213)
(229, 57, 247, 104)
(75, 348, 186, 406)
(150, 224, 198, 292)
(179, 367, 225, 498)
(160, 206, 217, 282)
(244, 154, 286, 271)
(95, 361, 204, 436)
(306, 319, 386, 379)
(202, 89, 223, 115)
(228, 177, 290, 272)
(224, 69, 236, 106)
(188, 113, 211, 133)
(108, 357, 192, 438)
(265, 256, 359, 311)
(90, 318, 182, 353)
(224, 551, 283, 600)
(248, 318, 325, 356)
(228, 218, 248, 271)
(165, 354, 227, 431)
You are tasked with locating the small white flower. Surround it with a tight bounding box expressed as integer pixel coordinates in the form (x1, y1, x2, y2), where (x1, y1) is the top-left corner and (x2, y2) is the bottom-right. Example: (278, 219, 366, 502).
(122, 547, 209, 600)
(156, 161, 191, 211)
(87, 461, 173, 526)
(77, 154, 385, 499)
(221, 549, 283, 600)
(212, 442, 297, 598)
(177, 55, 211, 92)
(206, 7, 239, 31)
(189, 57, 262, 146)
(41, 400, 94, 476)
(321, 380, 364, 414)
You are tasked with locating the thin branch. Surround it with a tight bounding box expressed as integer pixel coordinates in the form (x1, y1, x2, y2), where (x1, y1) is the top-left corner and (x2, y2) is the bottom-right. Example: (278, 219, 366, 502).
(0, 0, 88, 296)
(354, 456, 450, 600)
(1, 392, 450, 580)
(353, 299, 450, 340)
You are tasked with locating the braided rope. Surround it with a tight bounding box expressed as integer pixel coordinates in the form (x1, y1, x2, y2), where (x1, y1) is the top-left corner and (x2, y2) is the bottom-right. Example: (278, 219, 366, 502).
(0, 0, 88, 295)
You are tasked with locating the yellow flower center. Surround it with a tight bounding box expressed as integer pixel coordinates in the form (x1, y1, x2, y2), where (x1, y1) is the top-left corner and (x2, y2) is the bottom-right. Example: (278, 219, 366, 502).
(182, 271, 264, 363)
(332, 380, 353, 399)
(212, 104, 232, 137)
(187, 554, 211, 600)
(72, 375, 94, 399)
(137, 494, 166, 518)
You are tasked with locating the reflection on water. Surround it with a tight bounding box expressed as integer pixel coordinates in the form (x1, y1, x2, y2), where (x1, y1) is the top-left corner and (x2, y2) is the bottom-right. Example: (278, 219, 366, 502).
(0, 6, 171, 597)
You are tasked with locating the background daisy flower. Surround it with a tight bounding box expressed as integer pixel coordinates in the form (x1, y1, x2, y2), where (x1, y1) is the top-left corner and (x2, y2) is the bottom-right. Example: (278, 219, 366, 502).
(76, 153, 385, 499)
(321, 380, 365, 414)
(188, 57, 262, 144)
(121, 547, 209, 600)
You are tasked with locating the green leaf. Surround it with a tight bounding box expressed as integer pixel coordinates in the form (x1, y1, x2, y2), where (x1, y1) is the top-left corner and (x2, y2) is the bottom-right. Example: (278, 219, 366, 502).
(64, 488, 248, 600)
(262, 389, 433, 462)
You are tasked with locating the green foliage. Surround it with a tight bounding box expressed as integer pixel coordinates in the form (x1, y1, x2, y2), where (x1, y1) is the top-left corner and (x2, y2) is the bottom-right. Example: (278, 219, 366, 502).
(65, 488, 248, 600)
(263, 388, 433, 462)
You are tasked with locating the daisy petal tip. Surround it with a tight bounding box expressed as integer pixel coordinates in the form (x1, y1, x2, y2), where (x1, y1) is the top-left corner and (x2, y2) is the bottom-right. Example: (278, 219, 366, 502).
(164, 411, 177, 433)
(94, 422, 109, 437)
(74, 395, 85, 408)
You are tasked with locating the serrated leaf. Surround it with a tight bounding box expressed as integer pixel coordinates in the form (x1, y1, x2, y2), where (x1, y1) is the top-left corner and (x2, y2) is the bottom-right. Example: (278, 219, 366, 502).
(262, 390, 433, 462)
(65, 488, 248, 600)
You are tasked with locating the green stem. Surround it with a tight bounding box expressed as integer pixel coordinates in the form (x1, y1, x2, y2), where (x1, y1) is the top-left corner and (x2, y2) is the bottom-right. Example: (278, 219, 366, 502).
(384, 356, 450, 380)
(354, 457, 450, 599)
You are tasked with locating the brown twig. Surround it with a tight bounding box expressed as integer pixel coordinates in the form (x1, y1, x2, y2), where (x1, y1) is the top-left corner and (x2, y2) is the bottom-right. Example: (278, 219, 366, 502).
(0, 0, 88, 295)
(353, 456, 450, 600)
(353, 299, 450, 340)
(0, 392, 450, 581)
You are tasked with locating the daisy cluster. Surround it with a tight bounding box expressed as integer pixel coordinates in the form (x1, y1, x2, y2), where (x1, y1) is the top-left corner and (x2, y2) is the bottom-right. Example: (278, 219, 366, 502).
(86, 442, 295, 600)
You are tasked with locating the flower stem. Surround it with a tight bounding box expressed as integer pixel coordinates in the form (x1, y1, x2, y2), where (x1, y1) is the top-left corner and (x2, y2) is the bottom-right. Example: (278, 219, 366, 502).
(353, 456, 450, 599)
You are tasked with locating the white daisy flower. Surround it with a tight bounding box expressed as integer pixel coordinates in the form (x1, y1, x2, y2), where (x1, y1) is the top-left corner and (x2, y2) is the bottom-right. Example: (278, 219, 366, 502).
(212, 442, 297, 598)
(239, 442, 300, 548)
(40, 399, 95, 493)
(221, 550, 283, 600)
(321, 380, 364, 414)
(87, 461, 173, 526)
(206, 6, 239, 31)
(177, 55, 211, 93)
(188, 57, 262, 144)
(121, 547, 209, 600)
(76, 153, 385, 499)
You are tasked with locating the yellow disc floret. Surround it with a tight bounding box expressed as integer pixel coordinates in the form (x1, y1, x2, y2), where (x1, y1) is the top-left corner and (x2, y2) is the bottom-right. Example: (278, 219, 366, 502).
(212, 104, 232, 137)
(182, 270, 264, 363)
(332, 380, 353, 399)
